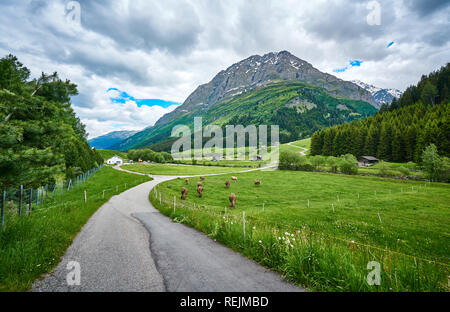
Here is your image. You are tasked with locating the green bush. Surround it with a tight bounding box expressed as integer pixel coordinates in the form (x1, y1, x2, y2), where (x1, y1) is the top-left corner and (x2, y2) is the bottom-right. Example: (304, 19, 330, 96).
(338, 154, 358, 175)
(397, 166, 410, 177)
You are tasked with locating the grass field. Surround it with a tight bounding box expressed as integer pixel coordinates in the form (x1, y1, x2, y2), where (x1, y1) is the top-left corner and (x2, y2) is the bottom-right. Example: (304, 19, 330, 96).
(290, 138, 311, 149)
(0, 167, 151, 291)
(122, 163, 253, 176)
(150, 169, 450, 291)
(97, 149, 128, 162)
(280, 138, 311, 155)
(176, 159, 265, 168)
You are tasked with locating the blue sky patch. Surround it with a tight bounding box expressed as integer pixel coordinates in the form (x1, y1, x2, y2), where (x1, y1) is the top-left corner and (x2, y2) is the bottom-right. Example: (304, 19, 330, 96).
(107, 88, 181, 108)
(333, 59, 364, 73)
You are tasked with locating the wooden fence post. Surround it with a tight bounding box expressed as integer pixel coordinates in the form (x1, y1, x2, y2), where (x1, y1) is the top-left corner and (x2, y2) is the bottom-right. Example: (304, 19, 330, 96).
(29, 188, 32, 212)
(243, 211, 246, 241)
(1, 190, 5, 227)
(19, 185, 23, 216)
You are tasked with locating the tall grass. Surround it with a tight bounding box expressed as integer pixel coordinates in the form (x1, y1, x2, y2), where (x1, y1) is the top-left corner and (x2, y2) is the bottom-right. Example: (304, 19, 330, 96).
(149, 170, 449, 292)
(0, 167, 151, 291)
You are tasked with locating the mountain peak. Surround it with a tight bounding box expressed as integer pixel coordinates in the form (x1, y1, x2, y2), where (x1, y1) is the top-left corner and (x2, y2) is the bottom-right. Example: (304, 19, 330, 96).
(352, 80, 402, 106)
(154, 51, 377, 127)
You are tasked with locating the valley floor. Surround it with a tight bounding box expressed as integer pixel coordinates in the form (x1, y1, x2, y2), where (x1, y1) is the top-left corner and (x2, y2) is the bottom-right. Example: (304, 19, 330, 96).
(148, 165, 450, 291)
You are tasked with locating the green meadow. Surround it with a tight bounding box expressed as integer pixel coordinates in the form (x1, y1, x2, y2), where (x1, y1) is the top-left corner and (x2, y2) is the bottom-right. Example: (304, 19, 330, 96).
(150, 169, 450, 291)
(122, 163, 252, 176)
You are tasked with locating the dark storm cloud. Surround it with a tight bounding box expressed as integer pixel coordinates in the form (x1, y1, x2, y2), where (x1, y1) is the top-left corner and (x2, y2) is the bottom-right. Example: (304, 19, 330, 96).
(404, 0, 450, 17)
(76, 0, 202, 54)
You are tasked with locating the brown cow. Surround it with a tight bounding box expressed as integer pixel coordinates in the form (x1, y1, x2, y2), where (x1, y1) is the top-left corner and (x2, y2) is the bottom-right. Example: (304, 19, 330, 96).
(200, 176, 205, 181)
(197, 185, 204, 198)
(197, 181, 203, 187)
(185, 178, 189, 185)
(231, 176, 238, 181)
(229, 193, 237, 208)
(254, 180, 261, 186)
(225, 181, 230, 188)
(181, 187, 188, 200)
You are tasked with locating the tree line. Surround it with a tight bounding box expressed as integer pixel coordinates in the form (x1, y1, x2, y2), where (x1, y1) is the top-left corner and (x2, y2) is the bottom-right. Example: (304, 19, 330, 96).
(0, 55, 103, 189)
(127, 149, 173, 163)
(310, 64, 449, 163)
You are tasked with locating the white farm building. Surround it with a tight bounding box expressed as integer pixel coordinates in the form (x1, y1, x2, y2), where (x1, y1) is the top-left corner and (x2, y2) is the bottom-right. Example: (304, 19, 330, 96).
(106, 155, 123, 165)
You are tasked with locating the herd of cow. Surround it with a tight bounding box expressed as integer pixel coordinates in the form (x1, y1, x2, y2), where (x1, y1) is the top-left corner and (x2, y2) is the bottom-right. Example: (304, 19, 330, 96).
(180, 176, 261, 209)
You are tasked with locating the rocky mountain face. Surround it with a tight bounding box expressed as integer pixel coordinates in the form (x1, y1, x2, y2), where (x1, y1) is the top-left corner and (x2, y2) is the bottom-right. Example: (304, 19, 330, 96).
(116, 51, 380, 151)
(155, 51, 376, 127)
(89, 130, 138, 150)
(352, 80, 402, 107)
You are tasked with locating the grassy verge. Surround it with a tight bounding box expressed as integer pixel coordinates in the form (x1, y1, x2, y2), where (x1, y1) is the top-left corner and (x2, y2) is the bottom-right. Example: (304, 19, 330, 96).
(0, 166, 151, 291)
(150, 169, 449, 291)
(121, 163, 252, 175)
(176, 159, 264, 168)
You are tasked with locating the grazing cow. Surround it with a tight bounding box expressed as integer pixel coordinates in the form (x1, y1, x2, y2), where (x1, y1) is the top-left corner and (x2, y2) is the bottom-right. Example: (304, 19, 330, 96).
(200, 176, 205, 181)
(185, 178, 189, 185)
(197, 181, 203, 187)
(254, 180, 261, 186)
(231, 176, 238, 181)
(197, 185, 204, 198)
(225, 181, 230, 188)
(229, 193, 237, 208)
(181, 187, 188, 200)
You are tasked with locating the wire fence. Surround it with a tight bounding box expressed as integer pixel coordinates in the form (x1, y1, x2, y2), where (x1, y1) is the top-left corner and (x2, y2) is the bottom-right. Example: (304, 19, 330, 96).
(1, 165, 104, 227)
(150, 183, 450, 270)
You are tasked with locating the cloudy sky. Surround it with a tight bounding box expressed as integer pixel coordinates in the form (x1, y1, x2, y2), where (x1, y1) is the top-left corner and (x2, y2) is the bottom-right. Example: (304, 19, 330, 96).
(1, 0, 449, 138)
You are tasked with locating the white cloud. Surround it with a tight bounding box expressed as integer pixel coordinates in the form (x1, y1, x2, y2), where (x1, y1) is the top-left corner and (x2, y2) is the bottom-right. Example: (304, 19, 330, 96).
(0, 0, 449, 139)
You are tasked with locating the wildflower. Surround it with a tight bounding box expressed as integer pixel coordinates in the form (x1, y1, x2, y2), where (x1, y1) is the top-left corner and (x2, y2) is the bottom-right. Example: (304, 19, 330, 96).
(259, 240, 262, 244)
(291, 234, 294, 237)
(292, 238, 296, 241)
(285, 232, 289, 235)
(290, 244, 294, 248)
(253, 226, 256, 230)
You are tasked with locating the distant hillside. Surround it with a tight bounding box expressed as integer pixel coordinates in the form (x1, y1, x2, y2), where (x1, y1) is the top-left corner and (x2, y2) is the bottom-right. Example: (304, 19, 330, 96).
(311, 63, 449, 162)
(114, 81, 377, 152)
(115, 51, 378, 151)
(97, 149, 128, 161)
(89, 130, 138, 149)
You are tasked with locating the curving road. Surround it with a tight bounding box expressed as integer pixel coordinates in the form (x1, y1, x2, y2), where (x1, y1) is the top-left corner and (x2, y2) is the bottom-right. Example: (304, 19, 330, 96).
(287, 142, 308, 156)
(32, 166, 303, 292)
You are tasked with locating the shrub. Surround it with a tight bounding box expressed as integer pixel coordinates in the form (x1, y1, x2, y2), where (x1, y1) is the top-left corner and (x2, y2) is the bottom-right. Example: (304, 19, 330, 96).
(397, 166, 410, 177)
(327, 156, 339, 173)
(279, 151, 301, 170)
(338, 154, 358, 175)
(310, 155, 326, 170)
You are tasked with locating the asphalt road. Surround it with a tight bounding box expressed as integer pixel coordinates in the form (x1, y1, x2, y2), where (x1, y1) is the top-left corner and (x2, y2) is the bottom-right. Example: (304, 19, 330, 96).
(32, 167, 303, 292)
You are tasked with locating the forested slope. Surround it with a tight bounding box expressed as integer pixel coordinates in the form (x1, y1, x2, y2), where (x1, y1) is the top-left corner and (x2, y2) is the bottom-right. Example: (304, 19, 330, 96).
(0, 55, 103, 188)
(310, 64, 449, 163)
